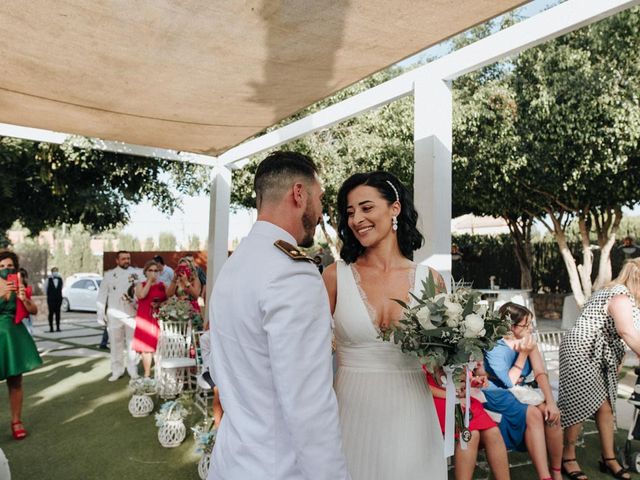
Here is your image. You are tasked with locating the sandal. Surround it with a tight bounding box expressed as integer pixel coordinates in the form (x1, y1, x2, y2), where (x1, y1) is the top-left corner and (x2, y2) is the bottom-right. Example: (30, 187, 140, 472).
(561, 458, 588, 480)
(599, 456, 630, 480)
(11, 420, 27, 440)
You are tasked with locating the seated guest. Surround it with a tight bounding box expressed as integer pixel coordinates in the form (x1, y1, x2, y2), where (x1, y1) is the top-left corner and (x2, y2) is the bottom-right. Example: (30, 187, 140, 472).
(484, 302, 562, 480)
(132, 260, 167, 379)
(559, 259, 640, 480)
(427, 362, 510, 480)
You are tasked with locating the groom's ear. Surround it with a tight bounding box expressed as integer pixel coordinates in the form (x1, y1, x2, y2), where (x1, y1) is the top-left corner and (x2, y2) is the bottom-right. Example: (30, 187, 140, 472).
(292, 182, 306, 208)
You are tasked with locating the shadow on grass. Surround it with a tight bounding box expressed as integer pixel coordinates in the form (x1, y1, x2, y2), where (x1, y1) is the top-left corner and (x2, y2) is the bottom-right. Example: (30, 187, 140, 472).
(0, 355, 200, 480)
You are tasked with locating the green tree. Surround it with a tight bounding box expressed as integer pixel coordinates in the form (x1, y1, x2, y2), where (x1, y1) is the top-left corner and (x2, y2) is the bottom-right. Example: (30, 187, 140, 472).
(143, 237, 156, 251)
(453, 7, 640, 304)
(158, 232, 177, 251)
(512, 7, 640, 305)
(0, 136, 209, 236)
(188, 235, 201, 250)
(117, 233, 140, 252)
(104, 238, 115, 252)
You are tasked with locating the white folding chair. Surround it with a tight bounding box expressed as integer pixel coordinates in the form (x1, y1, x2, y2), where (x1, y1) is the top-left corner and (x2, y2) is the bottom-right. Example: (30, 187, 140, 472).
(155, 320, 197, 399)
(193, 329, 214, 416)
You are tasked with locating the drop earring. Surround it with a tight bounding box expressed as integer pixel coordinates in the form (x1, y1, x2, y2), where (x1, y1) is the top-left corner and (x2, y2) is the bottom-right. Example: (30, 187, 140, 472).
(392, 216, 398, 231)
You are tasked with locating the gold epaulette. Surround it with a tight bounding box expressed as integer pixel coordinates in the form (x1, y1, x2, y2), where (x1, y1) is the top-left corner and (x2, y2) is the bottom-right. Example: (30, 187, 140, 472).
(274, 240, 315, 263)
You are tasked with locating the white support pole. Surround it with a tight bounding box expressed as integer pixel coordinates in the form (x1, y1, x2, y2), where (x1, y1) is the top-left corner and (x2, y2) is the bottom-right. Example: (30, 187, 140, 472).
(0, 122, 217, 166)
(205, 166, 232, 307)
(413, 77, 452, 290)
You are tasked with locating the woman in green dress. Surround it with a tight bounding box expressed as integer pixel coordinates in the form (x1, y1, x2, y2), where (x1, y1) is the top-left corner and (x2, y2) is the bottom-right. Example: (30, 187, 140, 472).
(0, 251, 42, 440)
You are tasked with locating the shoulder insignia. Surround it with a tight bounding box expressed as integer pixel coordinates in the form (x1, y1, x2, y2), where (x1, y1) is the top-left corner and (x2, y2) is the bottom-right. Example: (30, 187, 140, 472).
(274, 240, 315, 263)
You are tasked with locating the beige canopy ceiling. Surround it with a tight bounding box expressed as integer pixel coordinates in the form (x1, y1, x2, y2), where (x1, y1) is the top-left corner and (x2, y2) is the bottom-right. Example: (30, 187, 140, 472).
(0, 1, 524, 156)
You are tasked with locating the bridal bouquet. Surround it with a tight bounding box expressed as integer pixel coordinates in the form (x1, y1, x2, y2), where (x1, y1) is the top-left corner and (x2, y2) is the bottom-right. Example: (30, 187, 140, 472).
(381, 271, 510, 455)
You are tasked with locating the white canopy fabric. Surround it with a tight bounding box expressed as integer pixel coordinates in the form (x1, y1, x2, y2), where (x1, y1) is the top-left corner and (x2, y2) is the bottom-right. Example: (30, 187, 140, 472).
(0, 0, 524, 156)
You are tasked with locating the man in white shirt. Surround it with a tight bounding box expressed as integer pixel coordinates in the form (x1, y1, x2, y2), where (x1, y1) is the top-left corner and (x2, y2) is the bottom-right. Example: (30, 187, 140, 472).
(208, 151, 349, 480)
(96, 251, 140, 381)
(153, 255, 174, 286)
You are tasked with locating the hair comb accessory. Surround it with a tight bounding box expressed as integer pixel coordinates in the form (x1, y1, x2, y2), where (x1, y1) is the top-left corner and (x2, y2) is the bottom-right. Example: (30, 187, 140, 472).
(386, 180, 400, 203)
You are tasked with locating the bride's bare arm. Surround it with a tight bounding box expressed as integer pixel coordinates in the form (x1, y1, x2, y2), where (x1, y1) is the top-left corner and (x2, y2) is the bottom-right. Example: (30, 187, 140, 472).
(322, 263, 338, 315)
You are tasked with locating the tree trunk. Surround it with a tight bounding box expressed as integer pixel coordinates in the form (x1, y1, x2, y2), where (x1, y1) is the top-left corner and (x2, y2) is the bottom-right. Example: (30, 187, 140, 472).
(577, 214, 593, 299)
(593, 207, 623, 290)
(505, 216, 533, 290)
(549, 212, 587, 307)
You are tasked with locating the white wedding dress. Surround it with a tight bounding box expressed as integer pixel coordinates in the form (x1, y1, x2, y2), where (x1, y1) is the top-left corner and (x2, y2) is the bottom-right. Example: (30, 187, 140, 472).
(333, 260, 446, 480)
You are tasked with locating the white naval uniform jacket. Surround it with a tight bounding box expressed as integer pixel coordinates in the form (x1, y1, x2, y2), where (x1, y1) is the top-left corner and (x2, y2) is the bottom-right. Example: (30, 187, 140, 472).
(209, 221, 350, 480)
(96, 266, 140, 323)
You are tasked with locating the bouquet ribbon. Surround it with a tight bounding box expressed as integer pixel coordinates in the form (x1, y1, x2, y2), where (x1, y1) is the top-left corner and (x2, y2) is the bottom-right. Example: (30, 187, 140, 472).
(442, 362, 475, 458)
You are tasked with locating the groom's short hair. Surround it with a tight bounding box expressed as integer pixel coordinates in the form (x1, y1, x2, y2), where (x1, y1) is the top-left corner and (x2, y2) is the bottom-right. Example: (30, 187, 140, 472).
(254, 151, 318, 210)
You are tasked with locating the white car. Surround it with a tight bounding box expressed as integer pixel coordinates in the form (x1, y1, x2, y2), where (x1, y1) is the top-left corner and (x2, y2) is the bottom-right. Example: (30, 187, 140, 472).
(61, 274, 102, 312)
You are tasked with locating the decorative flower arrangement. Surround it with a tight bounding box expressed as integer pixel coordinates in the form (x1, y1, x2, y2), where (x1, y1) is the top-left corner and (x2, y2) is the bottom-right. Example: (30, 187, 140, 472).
(122, 273, 140, 306)
(381, 272, 510, 455)
(156, 296, 199, 324)
(128, 377, 156, 396)
(192, 418, 217, 455)
(155, 395, 192, 428)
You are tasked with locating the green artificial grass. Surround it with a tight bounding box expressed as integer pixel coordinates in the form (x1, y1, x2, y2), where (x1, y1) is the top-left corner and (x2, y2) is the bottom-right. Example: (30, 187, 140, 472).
(1, 324, 636, 480)
(0, 355, 201, 480)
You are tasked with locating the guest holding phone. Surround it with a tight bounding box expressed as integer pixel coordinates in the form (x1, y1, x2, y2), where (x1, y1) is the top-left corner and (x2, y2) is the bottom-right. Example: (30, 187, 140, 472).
(0, 250, 42, 440)
(132, 260, 167, 379)
(167, 256, 202, 315)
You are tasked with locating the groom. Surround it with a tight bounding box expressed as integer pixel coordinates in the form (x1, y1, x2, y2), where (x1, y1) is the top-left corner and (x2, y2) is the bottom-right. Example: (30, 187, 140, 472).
(208, 151, 350, 479)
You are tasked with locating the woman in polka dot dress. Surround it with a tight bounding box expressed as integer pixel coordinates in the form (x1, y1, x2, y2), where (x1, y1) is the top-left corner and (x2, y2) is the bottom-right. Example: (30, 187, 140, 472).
(558, 258, 640, 480)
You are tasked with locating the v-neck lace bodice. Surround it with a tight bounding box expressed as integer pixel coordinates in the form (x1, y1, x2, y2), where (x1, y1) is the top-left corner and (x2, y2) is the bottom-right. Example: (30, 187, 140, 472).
(349, 263, 417, 333)
(333, 260, 423, 371)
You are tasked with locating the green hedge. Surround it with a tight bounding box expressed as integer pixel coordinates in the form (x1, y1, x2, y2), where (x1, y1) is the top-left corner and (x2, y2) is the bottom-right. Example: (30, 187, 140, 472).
(451, 234, 633, 292)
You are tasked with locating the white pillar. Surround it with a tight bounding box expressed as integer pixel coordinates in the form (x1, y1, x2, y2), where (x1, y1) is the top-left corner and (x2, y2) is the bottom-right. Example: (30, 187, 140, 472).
(205, 165, 232, 305)
(413, 77, 452, 290)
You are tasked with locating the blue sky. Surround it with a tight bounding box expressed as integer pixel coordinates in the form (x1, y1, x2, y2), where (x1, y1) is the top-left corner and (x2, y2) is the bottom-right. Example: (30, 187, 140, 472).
(123, 0, 605, 248)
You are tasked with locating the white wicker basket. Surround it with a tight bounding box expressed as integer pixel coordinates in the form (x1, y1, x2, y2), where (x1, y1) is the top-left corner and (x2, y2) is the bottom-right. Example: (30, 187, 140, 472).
(198, 453, 211, 479)
(158, 419, 187, 448)
(128, 394, 154, 417)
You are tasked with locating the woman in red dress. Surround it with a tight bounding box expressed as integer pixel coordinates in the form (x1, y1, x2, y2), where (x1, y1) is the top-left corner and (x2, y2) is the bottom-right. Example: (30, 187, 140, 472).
(426, 363, 510, 480)
(132, 260, 167, 378)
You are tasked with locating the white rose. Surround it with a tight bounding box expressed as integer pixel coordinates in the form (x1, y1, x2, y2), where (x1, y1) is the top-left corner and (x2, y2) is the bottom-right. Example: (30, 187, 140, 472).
(463, 313, 485, 338)
(445, 316, 460, 328)
(474, 304, 488, 316)
(444, 299, 463, 321)
(416, 307, 433, 330)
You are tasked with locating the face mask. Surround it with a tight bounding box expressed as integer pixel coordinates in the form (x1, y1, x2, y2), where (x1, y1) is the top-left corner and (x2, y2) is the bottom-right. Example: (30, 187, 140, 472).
(0, 268, 16, 280)
(52, 272, 60, 278)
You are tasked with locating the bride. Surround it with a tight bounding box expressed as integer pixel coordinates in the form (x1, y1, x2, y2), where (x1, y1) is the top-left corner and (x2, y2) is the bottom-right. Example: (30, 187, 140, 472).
(323, 171, 447, 479)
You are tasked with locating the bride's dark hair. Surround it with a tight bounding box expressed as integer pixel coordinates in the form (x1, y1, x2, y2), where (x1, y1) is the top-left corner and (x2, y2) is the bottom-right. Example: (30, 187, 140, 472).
(337, 171, 424, 264)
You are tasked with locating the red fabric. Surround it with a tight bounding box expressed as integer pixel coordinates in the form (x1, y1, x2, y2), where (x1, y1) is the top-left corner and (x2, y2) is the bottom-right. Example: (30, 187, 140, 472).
(132, 282, 167, 353)
(14, 286, 32, 324)
(426, 371, 496, 435)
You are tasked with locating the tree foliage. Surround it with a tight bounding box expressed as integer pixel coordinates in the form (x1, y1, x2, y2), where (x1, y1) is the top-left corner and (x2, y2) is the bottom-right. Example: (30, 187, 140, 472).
(0, 136, 209, 236)
(158, 232, 177, 251)
(453, 7, 640, 302)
